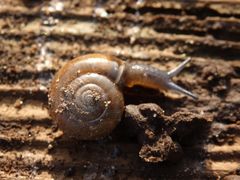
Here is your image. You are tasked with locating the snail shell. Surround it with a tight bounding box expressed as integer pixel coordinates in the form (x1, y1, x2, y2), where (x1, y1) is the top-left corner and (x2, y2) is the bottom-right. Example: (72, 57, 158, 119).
(49, 54, 197, 140)
(49, 54, 124, 139)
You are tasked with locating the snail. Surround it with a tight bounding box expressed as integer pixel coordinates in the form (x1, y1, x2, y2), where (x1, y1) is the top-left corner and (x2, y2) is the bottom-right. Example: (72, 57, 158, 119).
(49, 54, 197, 140)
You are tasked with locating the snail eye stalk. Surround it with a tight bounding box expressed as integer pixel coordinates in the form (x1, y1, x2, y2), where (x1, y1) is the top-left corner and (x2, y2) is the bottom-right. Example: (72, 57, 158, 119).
(167, 58, 198, 100)
(167, 58, 191, 78)
(167, 82, 198, 100)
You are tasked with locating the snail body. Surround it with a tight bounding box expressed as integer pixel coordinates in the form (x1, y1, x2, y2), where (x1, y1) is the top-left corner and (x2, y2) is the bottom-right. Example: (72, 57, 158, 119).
(49, 54, 197, 140)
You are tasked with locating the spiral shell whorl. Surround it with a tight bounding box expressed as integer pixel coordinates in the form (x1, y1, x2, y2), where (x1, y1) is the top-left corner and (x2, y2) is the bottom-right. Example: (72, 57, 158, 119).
(67, 74, 109, 122)
(49, 55, 124, 140)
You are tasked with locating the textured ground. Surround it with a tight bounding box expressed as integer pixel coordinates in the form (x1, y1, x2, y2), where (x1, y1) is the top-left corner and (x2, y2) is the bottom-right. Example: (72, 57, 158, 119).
(0, 0, 240, 179)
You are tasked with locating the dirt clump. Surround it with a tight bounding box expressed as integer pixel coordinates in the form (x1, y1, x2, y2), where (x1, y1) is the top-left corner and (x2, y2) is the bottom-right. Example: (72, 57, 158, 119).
(124, 103, 210, 163)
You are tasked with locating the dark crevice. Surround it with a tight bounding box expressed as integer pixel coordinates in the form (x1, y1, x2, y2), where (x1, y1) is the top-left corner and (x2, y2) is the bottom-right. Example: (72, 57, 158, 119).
(0, 91, 48, 102)
(124, 6, 240, 19)
(0, 119, 52, 127)
(0, 69, 54, 84)
(154, 27, 240, 42)
(0, 138, 50, 150)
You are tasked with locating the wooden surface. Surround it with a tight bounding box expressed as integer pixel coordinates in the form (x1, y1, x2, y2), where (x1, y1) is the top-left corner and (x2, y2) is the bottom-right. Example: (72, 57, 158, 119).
(0, 0, 240, 179)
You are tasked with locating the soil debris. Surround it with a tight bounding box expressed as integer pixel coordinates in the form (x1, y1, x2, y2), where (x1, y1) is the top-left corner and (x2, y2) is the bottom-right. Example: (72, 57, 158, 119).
(124, 103, 210, 163)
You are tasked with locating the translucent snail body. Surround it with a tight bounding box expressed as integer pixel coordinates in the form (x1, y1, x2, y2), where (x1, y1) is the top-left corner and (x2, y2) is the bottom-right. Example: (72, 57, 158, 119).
(49, 54, 197, 140)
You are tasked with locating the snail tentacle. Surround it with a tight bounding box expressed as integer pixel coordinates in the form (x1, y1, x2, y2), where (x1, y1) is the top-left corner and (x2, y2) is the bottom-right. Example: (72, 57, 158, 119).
(167, 57, 191, 78)
(166, 81, 198, 100)
(166, 57, 198, 99)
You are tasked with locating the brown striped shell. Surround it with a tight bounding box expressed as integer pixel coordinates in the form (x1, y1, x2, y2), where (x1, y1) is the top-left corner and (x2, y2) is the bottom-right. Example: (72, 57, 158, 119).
(49, 54, 125, 140)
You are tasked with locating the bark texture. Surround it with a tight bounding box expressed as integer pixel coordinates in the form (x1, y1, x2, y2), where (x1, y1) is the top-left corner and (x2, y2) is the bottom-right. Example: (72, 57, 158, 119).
(0, 0, 240, 179)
